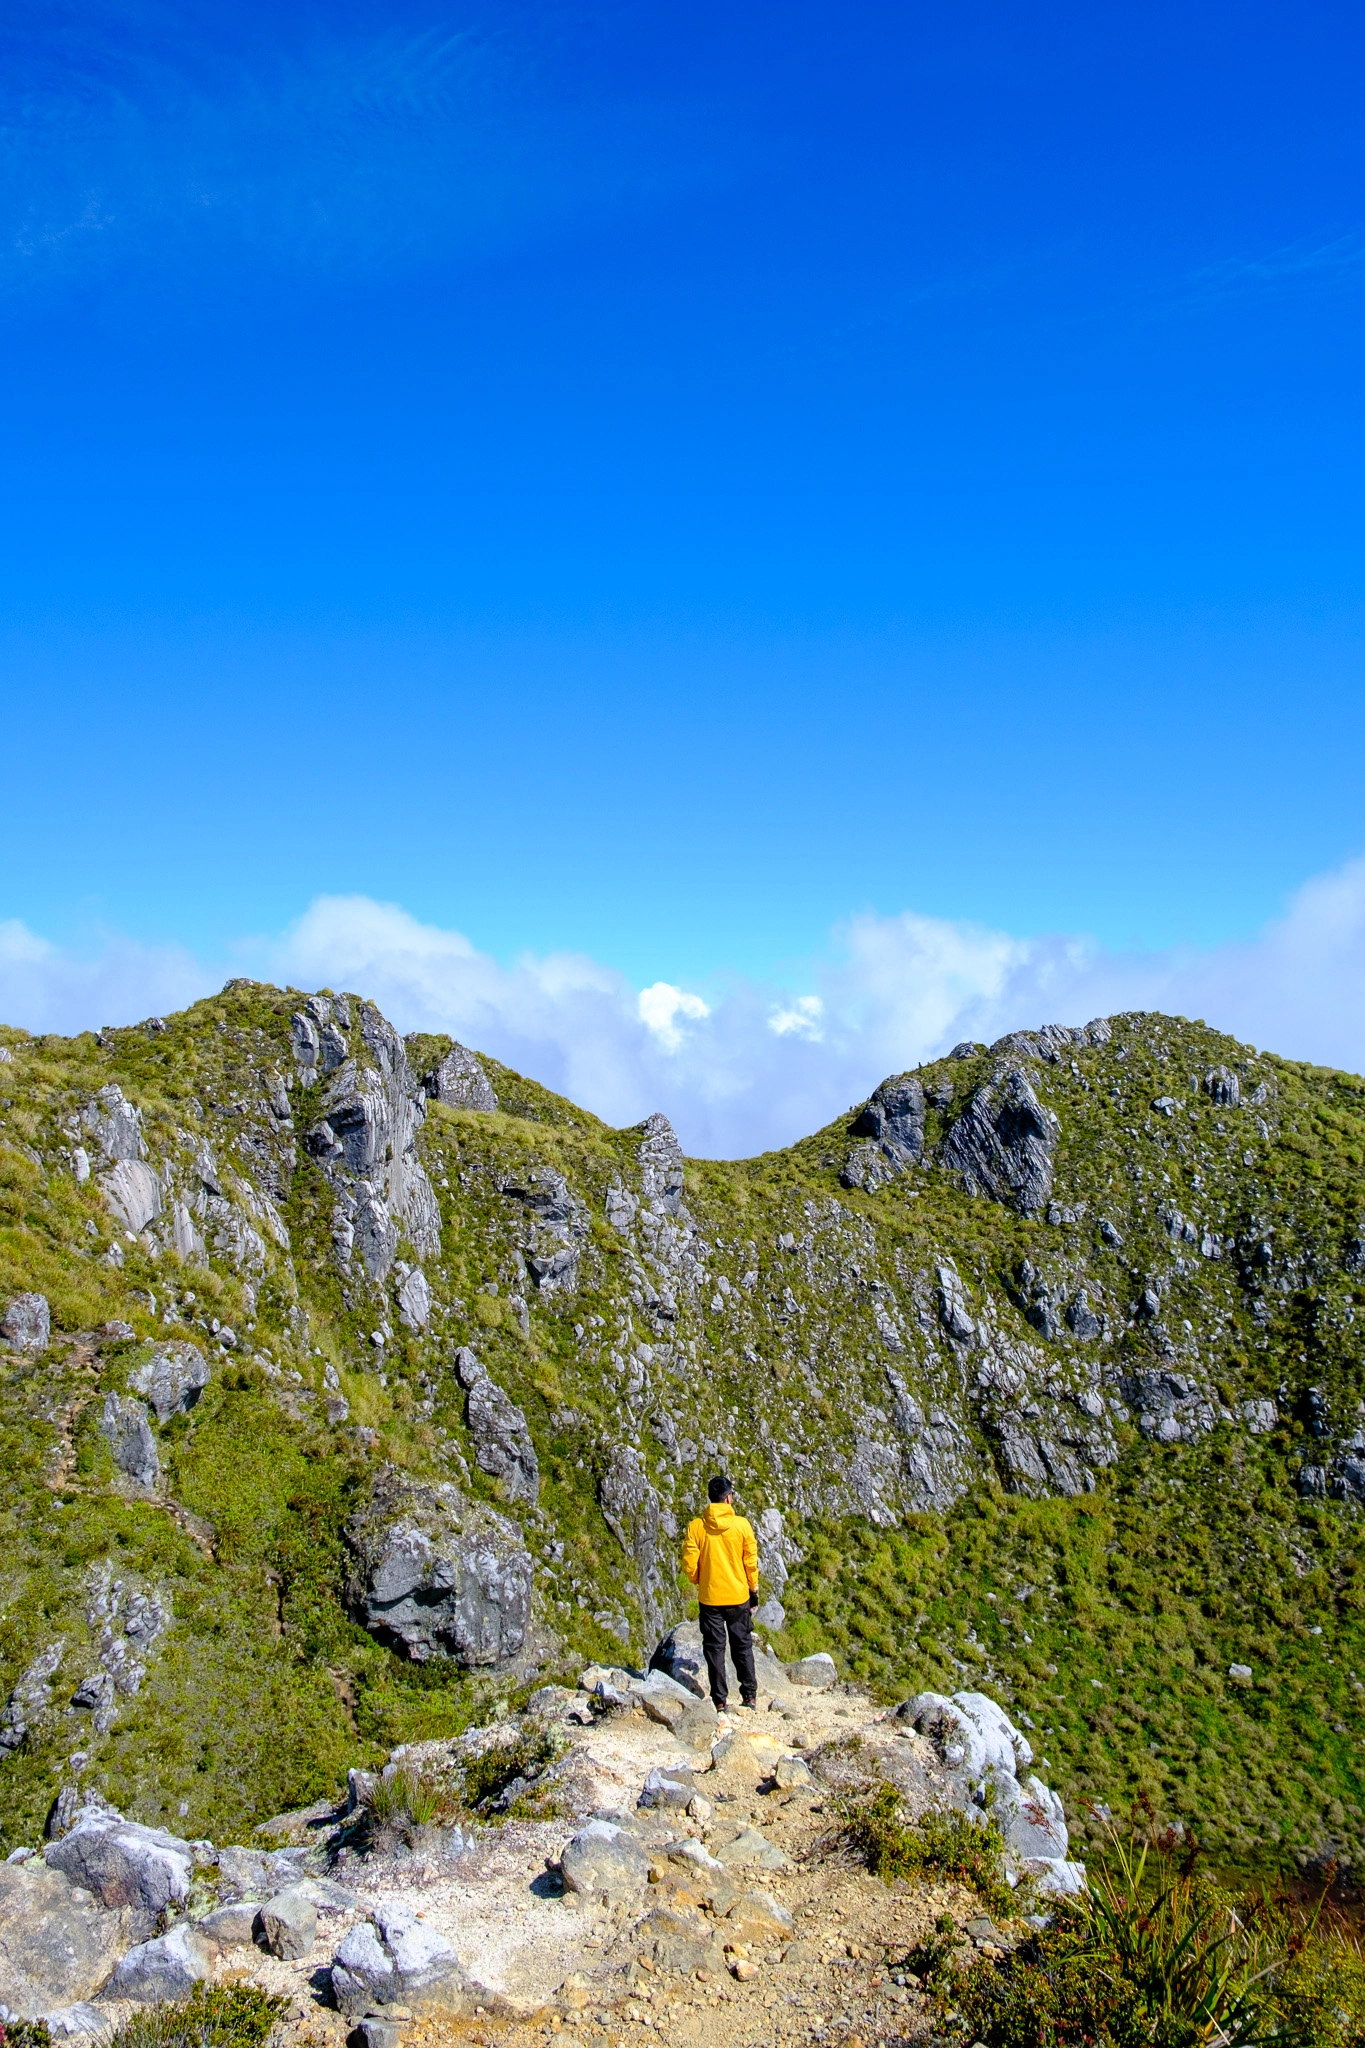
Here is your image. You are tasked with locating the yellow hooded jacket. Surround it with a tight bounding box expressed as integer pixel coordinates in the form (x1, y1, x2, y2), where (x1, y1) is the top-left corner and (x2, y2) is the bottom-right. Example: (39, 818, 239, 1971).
(682, 1501, 759, 1607)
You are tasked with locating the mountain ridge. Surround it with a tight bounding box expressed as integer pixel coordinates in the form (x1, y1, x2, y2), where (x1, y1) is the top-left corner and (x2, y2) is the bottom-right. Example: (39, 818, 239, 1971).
(1, 980, 1364, 1879)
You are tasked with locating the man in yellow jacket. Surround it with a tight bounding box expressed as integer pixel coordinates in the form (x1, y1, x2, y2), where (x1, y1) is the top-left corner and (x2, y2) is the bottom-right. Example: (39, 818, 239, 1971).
(681, 1474, 759, 1713)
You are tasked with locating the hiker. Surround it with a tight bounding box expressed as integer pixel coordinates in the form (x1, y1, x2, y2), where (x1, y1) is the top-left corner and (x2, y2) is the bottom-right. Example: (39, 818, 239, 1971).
(681, 1473, 759, 1713)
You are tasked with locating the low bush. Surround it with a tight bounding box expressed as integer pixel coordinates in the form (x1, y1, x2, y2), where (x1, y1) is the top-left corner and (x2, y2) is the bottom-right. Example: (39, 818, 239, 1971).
(843, 1781, 1016, 1916)
(106, 1984, 287, 2048)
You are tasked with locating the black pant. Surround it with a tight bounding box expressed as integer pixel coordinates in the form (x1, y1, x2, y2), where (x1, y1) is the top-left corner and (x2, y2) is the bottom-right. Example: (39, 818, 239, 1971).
(699, 1601, 757, 1709)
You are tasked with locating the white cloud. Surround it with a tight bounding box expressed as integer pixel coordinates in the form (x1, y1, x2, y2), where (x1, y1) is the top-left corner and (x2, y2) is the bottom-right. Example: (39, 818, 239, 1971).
(637, 982, 710, 1052)
(6, 859, 1365, 1156)
(768, 995, 824, 1040)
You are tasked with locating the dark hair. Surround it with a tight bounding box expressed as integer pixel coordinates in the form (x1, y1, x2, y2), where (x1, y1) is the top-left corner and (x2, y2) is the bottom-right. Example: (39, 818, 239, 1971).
(707, 1473, 733, 1503)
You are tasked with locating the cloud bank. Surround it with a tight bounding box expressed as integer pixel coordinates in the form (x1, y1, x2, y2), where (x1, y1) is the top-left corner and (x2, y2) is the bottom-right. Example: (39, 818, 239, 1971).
(6, 858, 1365, 1157)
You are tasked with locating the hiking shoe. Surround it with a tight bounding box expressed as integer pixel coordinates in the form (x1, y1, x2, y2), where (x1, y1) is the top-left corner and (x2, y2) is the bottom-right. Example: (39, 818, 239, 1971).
(738, 1699, 758, 1713)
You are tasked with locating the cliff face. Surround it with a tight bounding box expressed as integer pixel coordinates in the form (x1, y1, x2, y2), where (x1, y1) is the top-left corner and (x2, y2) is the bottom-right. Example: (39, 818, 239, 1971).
(2, 981, 1364, 1876)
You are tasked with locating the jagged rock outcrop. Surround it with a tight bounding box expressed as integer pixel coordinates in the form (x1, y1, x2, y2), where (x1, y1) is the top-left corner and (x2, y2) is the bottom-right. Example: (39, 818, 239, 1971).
(895, 1689, 1084, 1894)
(422, 1042, 498, 1113)
(302, 998, 441, 1286)
(454, 1348, 539, 1503)
(841, 1074, 925, 1191)
(99, 1394, 159, 1488)
(940, 1062, 1059, 1214)
(126, 1340, 209, 1421)
(0, 1643, 65, 1758)
(500, 1169, 587, 1293)
(599, 1445, 667, 1645)
(344, 1470, 532, 1665)
(45, 1811, 193, 1921)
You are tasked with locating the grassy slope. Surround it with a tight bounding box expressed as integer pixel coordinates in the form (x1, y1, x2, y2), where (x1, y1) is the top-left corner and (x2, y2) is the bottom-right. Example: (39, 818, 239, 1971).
(0, 987, 1363, 1879)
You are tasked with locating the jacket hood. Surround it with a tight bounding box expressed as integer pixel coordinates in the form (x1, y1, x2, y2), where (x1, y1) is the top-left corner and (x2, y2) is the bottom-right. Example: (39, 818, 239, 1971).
(702, 1502, 737, 1533)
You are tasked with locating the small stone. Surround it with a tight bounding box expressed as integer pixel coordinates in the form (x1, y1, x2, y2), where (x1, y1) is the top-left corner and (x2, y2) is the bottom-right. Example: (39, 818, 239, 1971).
(773, 1755, 811, 1790)
(730, 1958, 759, 1981)
(753, 1598, 786, 1631)
(198, 1900, 259, 1948)
(259, 1882, 318, 1959)
(559, 1820, 651, 1902)
(1228, 1663, 1253, 1685)
(349, 2021, 402, 2048)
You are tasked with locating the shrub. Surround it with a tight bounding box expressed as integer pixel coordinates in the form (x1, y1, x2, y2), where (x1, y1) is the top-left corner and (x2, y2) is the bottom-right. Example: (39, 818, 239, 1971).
(952, 1823, 1365, 2048)
(106, 1984, 287, 2048)
(842, 1782, 1016, 1916)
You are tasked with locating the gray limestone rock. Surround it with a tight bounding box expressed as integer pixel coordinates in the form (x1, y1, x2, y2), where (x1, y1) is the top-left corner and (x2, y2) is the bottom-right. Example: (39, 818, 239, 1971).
(258, 1884, 318, 1960)
(1205, 1065, 1241, 1108)
(786, 1652, 837, 1689)
(454, 1348, 539, 1503)
(1065, 1289, 1103, 1342)
(103, 1923, 212, 2003)
(940, 1064, 1059, 1216)
(290, 1012, 321, 1068)
(197, 1901, 259, 1948)
(99, 1160, 163, 1235)
(1, 1293, 50, 1353)
(46, 1812, 192, 1918)
(636, 1113, 685, 1216)
(126, 1340, 209, 1421)
(1121, 1370, 1218, 1444)
(650, 1620, 708, 1699)
(559, 1819, 651, 1902)
(935, 1263, 975, 1343)
(424, 1043, 498, 1113)
(395, 1265, 432, 1332)
(344, 1469, 532, 1665)
(98, 1394, 159, 1488)
(0, 1857, 130, 2017)
(83, 1085, 144, 1164)
(331, 1901, 472, 2015)
(0, 1641, 65, 1758)
(842, 1074, 926, 1193)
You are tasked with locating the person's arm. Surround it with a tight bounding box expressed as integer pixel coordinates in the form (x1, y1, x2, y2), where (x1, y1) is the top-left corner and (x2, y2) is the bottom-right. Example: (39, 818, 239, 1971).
(681, 1520, 702, 1586)
(743, 1520, 759, 1595)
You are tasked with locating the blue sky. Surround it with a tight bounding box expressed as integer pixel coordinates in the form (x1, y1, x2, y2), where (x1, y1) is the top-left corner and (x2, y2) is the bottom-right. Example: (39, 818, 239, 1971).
(4, 1, 1365, 1145)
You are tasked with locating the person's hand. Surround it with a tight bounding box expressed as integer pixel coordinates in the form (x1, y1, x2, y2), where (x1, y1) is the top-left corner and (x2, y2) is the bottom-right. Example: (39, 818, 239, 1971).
(749, 1590, 758, 1608)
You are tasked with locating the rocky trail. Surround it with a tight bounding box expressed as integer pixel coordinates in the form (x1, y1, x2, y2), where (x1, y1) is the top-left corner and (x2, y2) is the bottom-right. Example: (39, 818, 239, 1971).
(0, 1632, 1078, 2048)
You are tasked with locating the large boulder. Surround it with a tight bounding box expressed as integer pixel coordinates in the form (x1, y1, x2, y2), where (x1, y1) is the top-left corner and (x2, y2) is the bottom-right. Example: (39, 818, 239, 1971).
(454, 1349, 539, 1504)
(102, 1923, 211, 2003)
(98, 1394, 159, 1488)
(1, 1293, 50, 1353)
(559, 1820, 651, 1903)
(99, 1160, 163, 1235)
(786, 1652, 838, 1689)
(345, 1469, 532, 1665)
(126, 1340, 210, 1421)
(939, 1064, 1059, 1216)
(45, 1812, 193, 1919)
(0, 1857, 130, 2016)
(331, 1901, 472, 2015)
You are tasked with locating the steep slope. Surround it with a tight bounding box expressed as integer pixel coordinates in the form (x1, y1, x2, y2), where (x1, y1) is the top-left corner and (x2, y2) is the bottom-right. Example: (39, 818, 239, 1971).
(1, 982, 1364, 1878)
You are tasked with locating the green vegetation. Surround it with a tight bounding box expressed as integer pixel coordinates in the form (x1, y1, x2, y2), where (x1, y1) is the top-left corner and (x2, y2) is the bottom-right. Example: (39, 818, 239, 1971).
(105, 1985, 287, 2048)
(843, 1779, 1015, 1914)
(2, 985, 1365, 1882)
(952, 1826, 1365, 2047)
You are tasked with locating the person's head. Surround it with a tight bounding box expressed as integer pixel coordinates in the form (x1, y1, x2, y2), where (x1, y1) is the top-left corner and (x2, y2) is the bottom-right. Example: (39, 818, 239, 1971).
(707, 1473, 733, 1505)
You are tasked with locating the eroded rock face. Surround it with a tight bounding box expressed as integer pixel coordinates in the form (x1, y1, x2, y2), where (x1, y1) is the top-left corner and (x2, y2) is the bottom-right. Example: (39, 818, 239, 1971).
(940, 1064, 1059, 1215)
(126, 1340, 209, 1421)
(636, 1114, 685, 1216)
(599, 1445, 666, 1646)
(103, 1923, 212, 2003)
(344, 1470, 532, 1665)
(841, 1074, 925, 1191)
(424, 1043, 498, 1113)
(454, 1348, 539, 1503)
